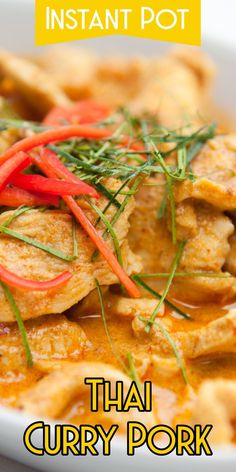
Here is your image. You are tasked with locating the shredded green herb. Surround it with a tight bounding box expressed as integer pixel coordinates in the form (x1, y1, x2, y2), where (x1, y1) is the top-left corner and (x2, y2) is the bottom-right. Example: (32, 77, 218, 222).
(48, 143, 138, 182)
(137, 272, 232, 279)
(95, 279, 128, 373)
(72, 218, 79, 259)
(1, 282, 33, 367)
(166, 176, 177, 245)
(157, 184, 168, 219)
(147, 139, 192, 183)
(94, 180, 128, 229)
(132, 275, 191, 320)
(0, 226, 74, 262)
(139, 315, 188, 384)
(90, 202, 123, 266)
(110, 176, 142, 227)
(93, 181, 121, 209)
(0, 118, 47, 133)
(92, 176, 142, 262)
(140, 119, 151, 156)
(177, 146, 187, 180)
(187, 140, 205, 165)
(145, 241, 186, 332)
(126, 352, 142, 389)
(2, 206, 32, 228)
(151, 122, 216, 153)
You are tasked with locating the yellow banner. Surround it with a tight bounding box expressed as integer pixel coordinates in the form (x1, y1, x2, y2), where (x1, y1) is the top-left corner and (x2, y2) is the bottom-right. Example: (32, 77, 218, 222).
(35, 0, 201, 46)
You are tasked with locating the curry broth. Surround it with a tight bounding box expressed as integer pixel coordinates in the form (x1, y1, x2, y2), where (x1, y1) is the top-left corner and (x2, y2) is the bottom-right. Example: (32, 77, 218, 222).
(0, 298, 234, 427)
(64, 299, 236, 427)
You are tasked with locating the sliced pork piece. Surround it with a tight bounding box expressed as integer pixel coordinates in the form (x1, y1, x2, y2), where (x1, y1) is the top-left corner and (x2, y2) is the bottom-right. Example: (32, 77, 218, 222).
(78, 290, 164, 320)
(225, 233, 236, 276)
(132, 352, 180, 379)
(0, 314, 88, 376)
(0, 98, 21, 152)
(171, 47, 216, 90)
(128, 177, 235, 303)
(36, 47, 214, 126)
(107, 295, 164, 319)
(129, 175, 175, 278)
(174, 201, 234, 273)
(133, 310, 236, 359)
(0, 179, 139, 322)
(0, 50, 70, 116)
(129, 49, 215, 128)
(191, 380, 236, 444)
(175, 135, 236, 211)
(171, 200, 235, 302)
(18, 360, 156, 429)
(35, 47, 99, 100)
(179, 311, 236, 358)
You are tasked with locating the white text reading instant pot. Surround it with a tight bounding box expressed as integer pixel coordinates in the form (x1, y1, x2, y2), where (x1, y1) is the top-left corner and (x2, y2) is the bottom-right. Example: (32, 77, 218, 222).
(45, 8, 190, 32)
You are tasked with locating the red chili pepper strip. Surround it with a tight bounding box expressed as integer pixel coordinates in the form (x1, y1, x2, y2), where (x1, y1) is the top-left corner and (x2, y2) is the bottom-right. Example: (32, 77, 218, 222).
(11, 173, 99, 198)
(0, 125, 141, 164)
(64, 195, 140, 298)
(40, 148, 79, 183)
(32, 154, 140, 299)
(43, 100, 111, 126)
(68, 100, 111, 124)
(0, 186, 59, 208)
(0, 152, 30, 192)
(43, 107, 70, 127)
(0, 265, 72, 291)
(40, 148, 99, 197)
(40, 148, 99, 194)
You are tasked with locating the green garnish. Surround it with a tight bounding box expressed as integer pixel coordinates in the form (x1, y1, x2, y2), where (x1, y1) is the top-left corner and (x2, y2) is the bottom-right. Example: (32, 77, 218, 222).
(132, 275, 191, 320)
(93, 180, 128, 229)
(137, 272, 232, 278)
(95, 279, 127, 373)
(166, 175, 176, 244)
(110, 176, 142, 227)
(145, 241, 186, 332)
(92, 176, 142, 262)
(187, 141, 205, 165)
(2, 206, 32, 228)
(72, 218, 79, 259)
(127, 352, 142, 389)
(93, 181, 121, 209)
(0, 282, 33, 367)
(48, 144, 136, 181)
(0, 226, 74, 262)
(157, 184, 168, 219)
(90, 202, 123, 266)
(177, 146, 187, 180)
(140, 119, 151, 155)
(151, 122, 216, 153)
(146, 139, 192, 183)
(139, 315, 188, 384)
(0, 118, 47, 133)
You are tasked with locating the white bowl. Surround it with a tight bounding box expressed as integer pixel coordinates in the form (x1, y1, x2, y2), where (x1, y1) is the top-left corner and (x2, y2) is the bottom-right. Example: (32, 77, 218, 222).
(0, 1, 236, 471)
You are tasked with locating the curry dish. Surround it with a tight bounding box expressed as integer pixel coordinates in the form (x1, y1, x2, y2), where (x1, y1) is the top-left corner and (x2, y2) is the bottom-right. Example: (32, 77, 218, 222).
(0, 46, 235, 446)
